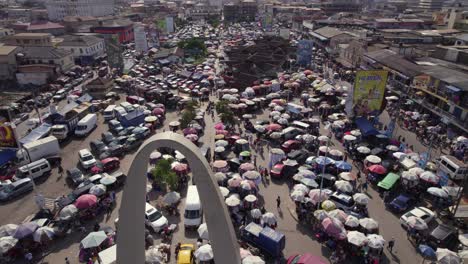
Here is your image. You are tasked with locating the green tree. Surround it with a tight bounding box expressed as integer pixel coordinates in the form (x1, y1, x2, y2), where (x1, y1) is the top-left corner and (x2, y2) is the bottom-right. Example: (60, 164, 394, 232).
(151, 159, 178, 191)
(215, 100, 237, 127)
(165, 170, 178, 191)
(179, 100, 199, 129)
(177, 38, 207, 58)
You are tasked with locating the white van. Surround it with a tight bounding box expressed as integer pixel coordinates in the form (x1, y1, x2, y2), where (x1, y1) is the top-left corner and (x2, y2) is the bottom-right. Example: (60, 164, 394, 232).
(103, 105, 116, 121)
(436, 155, 468, 180)
(75, 114, 97, 136)
(184, 185, 202, 229)
(14, 158, 51, 180)
(120, 102, 134, 113)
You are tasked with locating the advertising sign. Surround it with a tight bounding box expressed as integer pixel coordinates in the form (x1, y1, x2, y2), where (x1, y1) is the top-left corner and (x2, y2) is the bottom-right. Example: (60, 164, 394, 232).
(296, 40, 313, 67)
(0, 108, 17, 148)
(353, 70, 388, 116)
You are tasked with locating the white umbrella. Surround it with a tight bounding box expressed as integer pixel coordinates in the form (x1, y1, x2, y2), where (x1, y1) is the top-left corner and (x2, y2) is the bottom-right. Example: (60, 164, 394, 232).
(350, 130, 362, 137)
(427, 187, 449, 198)
(262, 212, 277, 225)
(244, 194, 257, 203)
(59, 204, 78, 220)
(365, 155, 381, 164)
(195, 244, 214, 261)
(317, 135, 329, 142)
(254, 125, 266, 133)
(215, 140, 229, 147)
(243, 171, 261, 181)
(277, 118, 288, 125)
(347, 231, 368, 246)
(242, 255, 265, 264)
(89, 184, 106, 196)
(437, 248, 461, 264)
(401, 171, 419, 181)
(353, 193, 370, 205)
(367, 234, 385, 248)
(319, 146, 330, 153)
(313, 210, 329, 221)
(404, 216, 428, 230)
(219, 186, 229, 197)
(290, 190, 305, 202)
(240, 181, 252, 191)
(309, 189, 329, 204)
(33, 226, 55, 242)
(393, 152, 406, 159)
(0, 224, 18, 238)
(281, 113, 290, 119)
(0, 236, 18, 254)
(386, 145, 399, 151)
(328, 209, 348, 223)
(270, 111, 281, 117)
(145, 246, 163, 263)
(335, 180, 353, 193)
(357, 146, 370, 154)
(169, 121, 180, 127)
(163, 191, 181, 204)
(214, 172, 227, 183)
(343, 135, 356, 141)
(345, 215, 360, 228)
(225, 195, 241, 207)
(215, 146, 225, 153)
(293, 183, 309, 194)
(251, 209, 262, 219)
(197, 223, 209, 240)
(359, 218, 379, 231)
(409, 167, 425, 176)
(274, 106, 284, 112)
(270, 132, 282, 139)
(420, 171, 439, 183)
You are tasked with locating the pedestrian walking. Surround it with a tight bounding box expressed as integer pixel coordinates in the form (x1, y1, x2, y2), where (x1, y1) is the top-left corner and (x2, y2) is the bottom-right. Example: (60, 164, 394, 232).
(276, 196, 281, 208)
(387, 237, 395, 252)
(362, 180, 368, 192)
(65, 257, 71, 264)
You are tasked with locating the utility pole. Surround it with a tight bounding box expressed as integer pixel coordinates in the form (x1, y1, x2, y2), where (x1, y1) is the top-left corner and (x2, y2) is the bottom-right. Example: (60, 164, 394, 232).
(317, 125, 331, 209)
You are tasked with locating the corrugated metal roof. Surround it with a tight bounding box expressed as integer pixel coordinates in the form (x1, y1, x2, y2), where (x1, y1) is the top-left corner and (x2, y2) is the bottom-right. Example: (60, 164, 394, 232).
(364, 49, 422, 78)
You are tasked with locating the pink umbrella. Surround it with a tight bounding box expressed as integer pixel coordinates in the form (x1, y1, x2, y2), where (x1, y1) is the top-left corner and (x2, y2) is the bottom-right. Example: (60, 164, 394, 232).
(228, 177, 242, 188)
(309, 189, 329, 205)
(271, 99, 285, 106)
(321, 217, 346, 239)
(183, 128, 197, 135)
(240, 163, 255, 172)
(185, 134, 198, 142)
(266, 124, 282, 131)
(152, 108, 164, 115)
(240, 248, 252, 259)
(214, 123, 225, 130)
(172, 163, 188, 173)
(74, 194, 98, 209)
(213, 160, 228, 169)
(216, 130, 229, 135)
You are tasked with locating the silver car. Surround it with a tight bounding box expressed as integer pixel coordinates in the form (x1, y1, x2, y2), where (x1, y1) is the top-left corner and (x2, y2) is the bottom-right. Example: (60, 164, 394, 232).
(0, 178, 34, 201)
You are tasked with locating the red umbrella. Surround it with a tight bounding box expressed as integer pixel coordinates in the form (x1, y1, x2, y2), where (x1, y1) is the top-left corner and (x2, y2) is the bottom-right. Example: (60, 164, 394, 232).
(368, 164, 387, 175)
(172, 163, 188, 173)
(271, 99, 285, 106)
(266, 124, 282, 131)
(185, 134, 198, 142)
(216, 130, 229, 135)
(152, 108, 164, 116)
(240, 163, 255, 172)
(304, 70, 313, 75)
(74, 194, 97, 210)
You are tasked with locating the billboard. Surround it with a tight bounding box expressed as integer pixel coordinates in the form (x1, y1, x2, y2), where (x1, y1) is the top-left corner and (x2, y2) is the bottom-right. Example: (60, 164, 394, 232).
(353, 70, 388, 116)
(0, 108, 17, 148)
(296, 40, 313, 67)
(134, 23, 149, 53)
(165, 16, 174, 33)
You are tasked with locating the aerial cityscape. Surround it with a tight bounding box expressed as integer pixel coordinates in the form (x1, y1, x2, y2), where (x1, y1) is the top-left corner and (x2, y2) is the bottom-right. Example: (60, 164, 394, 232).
(0, 0, 467, 263)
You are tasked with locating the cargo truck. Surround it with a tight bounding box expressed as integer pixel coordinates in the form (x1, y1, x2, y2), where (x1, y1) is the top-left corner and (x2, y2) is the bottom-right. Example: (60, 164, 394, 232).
(16, 136, 61, 166)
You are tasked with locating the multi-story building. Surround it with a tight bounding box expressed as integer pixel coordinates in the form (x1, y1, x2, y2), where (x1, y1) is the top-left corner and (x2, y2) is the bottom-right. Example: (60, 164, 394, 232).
(320, 0, 362, 15)
(409, 0, 447, 12)
(11, 21, 65, 36)
(0, 27, 14, 37)
(57, 34, 105, 65)
(3, 33, 53, 46)
(224, 0, 258, 23)
(45, 0, 115, 21)
(186, 3, 221, 21)
(0, 46, 18, 81)
(309, 26, 359, 54)
(91, 20, 134, 44)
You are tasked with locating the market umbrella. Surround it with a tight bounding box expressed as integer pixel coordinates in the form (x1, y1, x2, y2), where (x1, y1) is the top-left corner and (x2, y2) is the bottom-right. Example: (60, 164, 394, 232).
(213, 160, 228, 169)
(215, 140, 229, 147)
(418, 244, 436, 259)
(219, 187, 229, 197)
(436, 248, 461, 264)
(243, 171, 261, 181)
(368, 164, 387, 175)
(215, 146, 225, 153)
(335, 161, 352, 171)
(33, 226, 55, 243)
(371, 147, 384, 155)
(309, 189, 329, 205)
(386, 145, 399, 152)
(359, 218, 379, 231)
(146, 246, 163, 263)
(169, 121, 180, 127)
(315, 156, 334, 166)
(277, 118, 288, 125)
(329, 149, 344, 158)
(270, 111, 281, 117)
(240, 180, 253, 191)
(183, 128, 197, 135)
(13, 222, 38, 239)
(404, 216, 428, 231)
(244, 194, 257, 203)
(228, 177, 242, 188)
(357, 146, 371, 154)
(321, 200, 336, 211)
(345, 215, 360, 228)
(335, 180, 353, 193)
(283, 159, 298, 166)
(214, 123, 225, 130)
(172, 162, 188, 173)
(74, 194, 98, 209)
(225, 195, 241, 207)
(266, 124, 282, 131)
(0, 224, 17, 238)
(347, 231, 368, 246)
(365, 155, 382, 164)
(89, 184, 107, 196)
(367, 234, 385, 248)
(150, 151, 162, 161)
(0, 236, 18, 254)
(262, 212, 277, 226)
(393, 152, 406, 159)
(254, 125, 266, 133)
(427, 187, 449, 199)
(420, 171, 439, 184)
(312, 210, 329, 221)
(300, 178, 318, 188)
(339, 172, 356, 181)
(343, 135, 357, 141)
(80, 231, 107, 249)
(197, 223, 209, 240)
(240, 248, 253, 259)
(59, 204, 78, 220)
(321, 217, 345, 239)
(251, 209, 262, 219)
(240, 163, 255, 172)
(144, 116, 157, 123)
(353, 193, 370, 205)
(328, 209, 348, 223)
(214, 172, 227, 183)
(401, 171, 419, 181)
(350, 130, 362, 137)
(243, 256, 265, 264)
(409, 167, 425, 176)
(240, 151, 251, 157)
(293, 184, 309, 194)
(290, 190, 305, 202)
(100, 174, 117, 186)
(317, 135, 330, 142)
(163, 191, 181, 205)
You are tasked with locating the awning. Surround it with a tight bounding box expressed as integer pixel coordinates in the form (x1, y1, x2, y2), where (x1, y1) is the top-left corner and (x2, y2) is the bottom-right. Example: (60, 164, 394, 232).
(446, 85, 461, 93)
(355, 117, 379, 137)
(0, 149, 17, 167)
(19, 123, 52, 145)
(309, 32, 328, 41)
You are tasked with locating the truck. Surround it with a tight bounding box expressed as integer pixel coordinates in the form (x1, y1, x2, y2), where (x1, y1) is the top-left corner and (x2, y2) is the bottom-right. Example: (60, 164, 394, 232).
(240, 222, 285, 258)
(16, 136, 61, 166)
(118, 110, 145, 127)
(50, 103, 91, 140)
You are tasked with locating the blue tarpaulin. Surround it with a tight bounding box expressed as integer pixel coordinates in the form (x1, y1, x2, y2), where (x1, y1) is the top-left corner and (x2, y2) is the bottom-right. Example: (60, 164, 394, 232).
(19, 123, 52, 145)
(0, 149, 16, 167)
(355, 117, 379, 137)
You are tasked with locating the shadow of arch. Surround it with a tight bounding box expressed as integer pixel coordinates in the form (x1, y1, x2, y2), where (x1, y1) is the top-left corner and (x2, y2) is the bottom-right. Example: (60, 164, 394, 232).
(117, 132, 241, 264)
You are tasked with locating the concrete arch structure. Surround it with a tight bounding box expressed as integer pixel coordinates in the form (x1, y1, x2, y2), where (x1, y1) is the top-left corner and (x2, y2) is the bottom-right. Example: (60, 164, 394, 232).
(117, 132, 241, 264)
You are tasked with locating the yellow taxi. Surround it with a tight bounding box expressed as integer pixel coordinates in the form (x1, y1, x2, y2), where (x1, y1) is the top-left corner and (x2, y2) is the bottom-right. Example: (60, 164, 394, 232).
(177, 243, 195, 264)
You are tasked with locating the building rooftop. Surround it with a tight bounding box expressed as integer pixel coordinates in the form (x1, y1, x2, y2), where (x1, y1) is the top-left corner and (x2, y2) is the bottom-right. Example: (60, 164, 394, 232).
(21, 46, 71, 59)
(364, 49, 422, 77)
(0, 45, 17, 55)
(313, 26, 353, 39)
(12, 22, 64, 31)
(94, 19, 133, 28)
(12, 33, 51, 37)
(58, 35, 103, 47)
(420, 65, 468, 91)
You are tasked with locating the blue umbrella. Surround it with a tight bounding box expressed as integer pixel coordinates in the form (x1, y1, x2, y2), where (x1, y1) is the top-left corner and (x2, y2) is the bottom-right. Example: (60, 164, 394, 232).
(315, 156, 335, 166)
(13, 222, 39, 239)
(335, 161, 352, 171)
(418, 244, 436, 259)
(300, 178, 319, 188)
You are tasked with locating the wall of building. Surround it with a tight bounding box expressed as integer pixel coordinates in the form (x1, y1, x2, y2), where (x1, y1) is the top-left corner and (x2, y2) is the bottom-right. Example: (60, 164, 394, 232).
(46, 0, 115, 21)
(0, 51, 18, 80)
(59, 40, 105, 62)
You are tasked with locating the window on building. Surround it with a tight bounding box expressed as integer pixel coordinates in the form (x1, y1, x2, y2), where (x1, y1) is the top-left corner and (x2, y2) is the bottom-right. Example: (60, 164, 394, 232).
(71, 48, 74, 52)
(23, 40, 30, 44)
(35, 40, 40, 44)
(80, 48, 83, 54)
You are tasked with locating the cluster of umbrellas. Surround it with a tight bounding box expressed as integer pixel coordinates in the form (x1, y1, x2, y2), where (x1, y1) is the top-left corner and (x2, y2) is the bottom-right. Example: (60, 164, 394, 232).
(0, 221, 58, 254)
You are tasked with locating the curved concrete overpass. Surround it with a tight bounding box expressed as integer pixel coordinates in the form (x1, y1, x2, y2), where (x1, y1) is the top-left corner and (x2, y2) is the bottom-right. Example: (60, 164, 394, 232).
(117, 132, 241, 264)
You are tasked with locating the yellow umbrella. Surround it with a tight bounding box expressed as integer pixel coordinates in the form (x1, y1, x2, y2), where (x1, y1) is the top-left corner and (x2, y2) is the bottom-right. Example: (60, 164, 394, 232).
(321, 200, 336, 211)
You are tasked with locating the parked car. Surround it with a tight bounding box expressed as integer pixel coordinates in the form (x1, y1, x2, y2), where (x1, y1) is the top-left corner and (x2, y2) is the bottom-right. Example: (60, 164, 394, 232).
(123, 137, 142, 152)
(108, 120, 124, 134)
(386, 194, 414, 213)
(0, 178, 34, 201)
(400, 207, 435, 229)
(101, 132, 115, 145)
(427, 224, 459, 250)
(145, 202, 168, 233)
(90, 140, 109, 156)
(106, 142, 125, 157)
(90, 157, 120, 174)
(177, 244, 195, 264)
(66, 167, 85, 186)
(287, 150, 309, 164)
(118, 126, 136, 137)
(132, 127, 151, 140)
(78, 149, 96, 170)
(281, 140, 301, 153)
(287, 253, 320, 264)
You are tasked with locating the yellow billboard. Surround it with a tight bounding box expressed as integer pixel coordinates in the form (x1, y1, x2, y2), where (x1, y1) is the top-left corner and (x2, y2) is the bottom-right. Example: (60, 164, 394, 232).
(353, 70, 388, 116)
